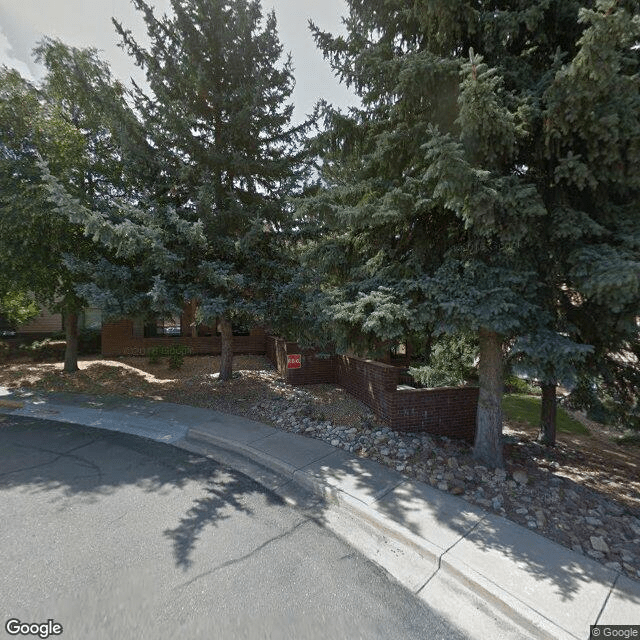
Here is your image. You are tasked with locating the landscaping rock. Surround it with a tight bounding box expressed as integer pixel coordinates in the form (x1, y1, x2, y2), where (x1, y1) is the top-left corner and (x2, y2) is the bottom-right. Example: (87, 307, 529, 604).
(512, 469, 528, 485)
(590, 536, 610, 553)
(16, 355, 636, 583)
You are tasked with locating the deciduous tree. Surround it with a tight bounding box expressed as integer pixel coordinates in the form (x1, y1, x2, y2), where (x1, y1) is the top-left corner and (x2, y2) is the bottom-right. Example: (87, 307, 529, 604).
(0, 45, 128, 371)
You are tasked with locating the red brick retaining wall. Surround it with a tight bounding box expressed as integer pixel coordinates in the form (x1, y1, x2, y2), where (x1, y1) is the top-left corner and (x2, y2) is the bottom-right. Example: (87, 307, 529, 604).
(386, 386, 479, 439)
(265, 336, 336, 385)
(102, 320, 266, 357)
(265, 336, 478, 440)
(103, 328, 478, 439)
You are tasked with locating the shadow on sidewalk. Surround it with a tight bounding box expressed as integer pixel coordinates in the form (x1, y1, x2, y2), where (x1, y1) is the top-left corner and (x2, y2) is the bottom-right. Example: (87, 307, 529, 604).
(2, 408, 638, 619)
(301, 454, 640, 611)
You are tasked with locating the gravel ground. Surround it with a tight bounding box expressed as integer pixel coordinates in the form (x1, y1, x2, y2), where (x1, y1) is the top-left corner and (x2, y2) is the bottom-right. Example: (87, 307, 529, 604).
(1, 354, 639, 582)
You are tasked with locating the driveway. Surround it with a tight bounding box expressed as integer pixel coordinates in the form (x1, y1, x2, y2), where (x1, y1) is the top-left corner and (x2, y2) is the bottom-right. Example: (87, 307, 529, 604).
(0, 416, 468, 640)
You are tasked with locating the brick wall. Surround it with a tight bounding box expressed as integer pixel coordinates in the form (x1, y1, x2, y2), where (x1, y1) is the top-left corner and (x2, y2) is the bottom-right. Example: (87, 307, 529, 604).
(102, 321, 266, 357)
(101, 320, 134, 356)
(335, 355, 398, 417)
(265, 336, 336, 385)
(385, 386, 479, 440)
(104, 329, 478, 440)
(288, 349, 336, 385)
(265, 336, 478, 440)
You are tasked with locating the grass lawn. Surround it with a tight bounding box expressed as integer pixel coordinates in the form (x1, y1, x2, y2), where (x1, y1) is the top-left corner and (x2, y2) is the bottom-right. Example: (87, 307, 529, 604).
(502, 394, 590, 436)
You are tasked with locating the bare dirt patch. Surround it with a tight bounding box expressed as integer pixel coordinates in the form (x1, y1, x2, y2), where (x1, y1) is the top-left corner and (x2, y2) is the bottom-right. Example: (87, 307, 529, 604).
(0, 355, 377, 428)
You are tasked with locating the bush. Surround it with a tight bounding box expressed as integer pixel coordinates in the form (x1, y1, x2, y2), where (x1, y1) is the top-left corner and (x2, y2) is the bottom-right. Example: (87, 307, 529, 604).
(504, 375, 540, 395)
(168, 351, 184, 370)
(147, 345, 191, 368)
(19, 338, 65, 362)
(409, 332, 478, 387)
(0, 340, 9, 362)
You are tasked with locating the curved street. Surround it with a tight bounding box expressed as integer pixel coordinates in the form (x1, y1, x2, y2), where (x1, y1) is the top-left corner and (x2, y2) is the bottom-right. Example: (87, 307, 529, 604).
(1, 416, 468, 640)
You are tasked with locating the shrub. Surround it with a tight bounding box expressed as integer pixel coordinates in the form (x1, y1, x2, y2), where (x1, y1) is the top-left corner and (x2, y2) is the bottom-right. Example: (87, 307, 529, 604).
(168, 351, 184, 370)
(409, 332, 478, 387)
(504, 375, 540, 395)
(147, 345, 191, 368)
(19, 338, 65, 362)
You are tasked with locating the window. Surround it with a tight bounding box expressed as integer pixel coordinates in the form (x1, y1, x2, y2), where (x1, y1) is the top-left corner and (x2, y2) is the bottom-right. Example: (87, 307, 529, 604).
(144, 317, 182, 338)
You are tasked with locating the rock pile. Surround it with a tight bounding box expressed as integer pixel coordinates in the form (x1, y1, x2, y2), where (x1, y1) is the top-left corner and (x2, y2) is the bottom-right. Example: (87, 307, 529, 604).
(250, 390, 640, 582)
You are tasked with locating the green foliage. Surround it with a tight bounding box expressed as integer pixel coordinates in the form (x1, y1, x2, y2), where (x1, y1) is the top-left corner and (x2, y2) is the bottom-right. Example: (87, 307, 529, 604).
(168, 351, 185, 370)
(19, 338, 65, 362)
(147, 345, 191, 367)
(565, 368, 640, 432)
(409, 333, 478, 388)
(0, 40, 134, 371)
(302, 0, 640, 466)
(0, 291, 39, 326)
(79, 0, 314, 327)
(502, 394, 590, 436)
(508, 330, 593, 388)
(147, 347, 162, 365)
(503, 375, 540, 396)
(41, 0, 315, 382)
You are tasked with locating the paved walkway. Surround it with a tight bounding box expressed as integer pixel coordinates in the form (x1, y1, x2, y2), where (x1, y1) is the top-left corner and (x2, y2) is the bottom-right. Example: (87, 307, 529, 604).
(1, 387, 638, 640)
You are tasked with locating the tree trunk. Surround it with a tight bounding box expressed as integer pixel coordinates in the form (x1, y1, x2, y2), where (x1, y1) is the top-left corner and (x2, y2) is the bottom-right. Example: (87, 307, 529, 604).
(424, 333, 433, 364)
(64, 311, 79, 373)
(473, 327, 504, 468)
(190, 299, 198, 338)
(219, 316, 233, 381)
(538, 383, 557, 446)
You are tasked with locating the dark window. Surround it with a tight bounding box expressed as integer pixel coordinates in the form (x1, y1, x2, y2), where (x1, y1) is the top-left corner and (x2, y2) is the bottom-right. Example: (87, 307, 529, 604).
(144, 318, 181, 338)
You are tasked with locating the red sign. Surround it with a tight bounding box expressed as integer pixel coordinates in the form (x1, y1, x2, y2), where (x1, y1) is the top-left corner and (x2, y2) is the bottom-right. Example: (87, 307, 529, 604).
(287, 354, 302, 369)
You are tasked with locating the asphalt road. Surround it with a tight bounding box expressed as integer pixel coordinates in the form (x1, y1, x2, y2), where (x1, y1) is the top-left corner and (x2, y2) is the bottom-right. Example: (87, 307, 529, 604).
(0, 416, 469, 640)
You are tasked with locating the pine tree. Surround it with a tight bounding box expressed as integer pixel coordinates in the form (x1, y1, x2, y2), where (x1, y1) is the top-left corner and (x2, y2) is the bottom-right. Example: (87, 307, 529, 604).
(508, 1, 640, 444)
(305, 0, 640, 465)
(95, 0, 310, 380)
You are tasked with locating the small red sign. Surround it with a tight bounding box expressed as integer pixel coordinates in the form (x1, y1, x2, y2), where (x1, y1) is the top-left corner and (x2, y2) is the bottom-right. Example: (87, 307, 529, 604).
(287, 354, 302, 369)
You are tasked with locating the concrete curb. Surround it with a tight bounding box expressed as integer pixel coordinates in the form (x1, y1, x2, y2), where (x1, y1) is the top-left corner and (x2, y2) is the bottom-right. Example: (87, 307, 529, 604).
(185, 426, 574, 640)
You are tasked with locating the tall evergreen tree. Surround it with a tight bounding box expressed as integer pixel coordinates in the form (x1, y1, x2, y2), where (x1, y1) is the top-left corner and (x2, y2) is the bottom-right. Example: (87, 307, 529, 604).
(304, 0, 640, 465)
(88, 0, 311, 380)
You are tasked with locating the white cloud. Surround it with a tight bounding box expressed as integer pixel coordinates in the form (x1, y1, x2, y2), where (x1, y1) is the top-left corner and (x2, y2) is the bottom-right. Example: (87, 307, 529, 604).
(0, 25, 35, 80)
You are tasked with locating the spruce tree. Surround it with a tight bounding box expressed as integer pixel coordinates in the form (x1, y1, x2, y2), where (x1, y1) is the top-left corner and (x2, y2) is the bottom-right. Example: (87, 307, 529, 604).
(305, 0, 640, 465)
(100, 0, 311, 380)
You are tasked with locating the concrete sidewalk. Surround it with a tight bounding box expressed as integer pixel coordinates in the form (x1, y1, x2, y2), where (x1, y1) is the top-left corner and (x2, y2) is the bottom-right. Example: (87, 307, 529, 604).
(1, 387, 638, 640)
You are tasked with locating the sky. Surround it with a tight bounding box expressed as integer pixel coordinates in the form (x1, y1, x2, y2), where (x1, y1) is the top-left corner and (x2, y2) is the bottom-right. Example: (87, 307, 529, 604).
(0, 0, 359, 121)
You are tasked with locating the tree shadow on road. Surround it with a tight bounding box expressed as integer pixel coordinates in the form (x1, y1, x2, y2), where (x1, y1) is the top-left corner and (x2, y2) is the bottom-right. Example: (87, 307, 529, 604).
(2, 411, 638, 631)
(0, 416, 295, 572)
